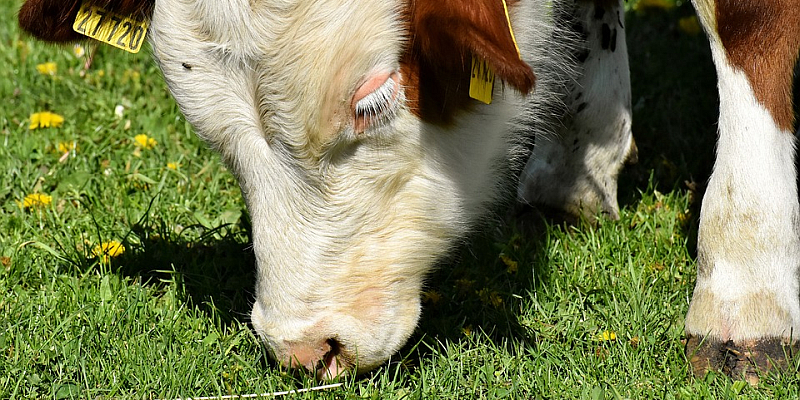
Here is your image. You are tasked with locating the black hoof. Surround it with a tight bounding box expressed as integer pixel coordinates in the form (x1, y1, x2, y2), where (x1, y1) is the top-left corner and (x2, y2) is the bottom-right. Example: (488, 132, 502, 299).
(685, 334, 799, 385)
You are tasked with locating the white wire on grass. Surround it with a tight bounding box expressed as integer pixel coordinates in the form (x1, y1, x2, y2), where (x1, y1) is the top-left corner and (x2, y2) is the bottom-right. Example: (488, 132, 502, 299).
(168, 383, 344, 400)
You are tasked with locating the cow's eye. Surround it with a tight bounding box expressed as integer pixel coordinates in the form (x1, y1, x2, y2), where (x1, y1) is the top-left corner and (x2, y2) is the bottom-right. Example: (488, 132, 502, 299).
(352, 72, 401, 133)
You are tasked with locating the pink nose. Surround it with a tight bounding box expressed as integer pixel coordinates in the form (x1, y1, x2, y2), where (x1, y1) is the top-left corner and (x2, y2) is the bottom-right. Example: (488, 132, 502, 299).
(280, 338, 346, 379)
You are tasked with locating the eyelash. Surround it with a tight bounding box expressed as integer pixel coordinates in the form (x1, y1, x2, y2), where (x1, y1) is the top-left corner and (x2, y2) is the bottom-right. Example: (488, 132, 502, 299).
(353, 77, 398, 129)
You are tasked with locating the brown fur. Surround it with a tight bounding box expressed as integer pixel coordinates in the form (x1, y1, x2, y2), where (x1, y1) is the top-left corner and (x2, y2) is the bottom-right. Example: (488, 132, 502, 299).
(400, 0, 536, 124)
(717, 0, 800, 132)
(18, 0, 153, 43)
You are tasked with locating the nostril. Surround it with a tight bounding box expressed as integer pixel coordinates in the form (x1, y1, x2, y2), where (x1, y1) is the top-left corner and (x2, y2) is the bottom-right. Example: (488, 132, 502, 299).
(321, 338, 340, 366)
(316, 338, 344, 380)
(283, 338, 348, 379)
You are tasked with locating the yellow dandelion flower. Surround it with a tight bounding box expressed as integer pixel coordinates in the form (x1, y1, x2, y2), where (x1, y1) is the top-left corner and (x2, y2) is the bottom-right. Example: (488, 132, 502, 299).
(678, 16, 701, 36)
(134, 134, 157, 150)
(36, 62, 57, 76)
(167, 162, 181, 170)
(20, 193, 52, 209)
(129, 177, 151, 191)
(29, 111, 65, 129)
(73, 43, 86, 58)
(92, 241, 125, 263)
(462, 325, 473, 337)
(422, 290, 441, 305)
(476, 288, 503, 308)
(600, 330, 617, 341)
(57, 141, 79, 154)
(499, 253, 518, 274)
(455, 278, 475, 290)
(123, 69, 141, 83)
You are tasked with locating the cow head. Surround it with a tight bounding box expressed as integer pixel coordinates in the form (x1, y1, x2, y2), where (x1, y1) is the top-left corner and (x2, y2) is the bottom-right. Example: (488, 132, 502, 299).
(19, 0, 536, 378)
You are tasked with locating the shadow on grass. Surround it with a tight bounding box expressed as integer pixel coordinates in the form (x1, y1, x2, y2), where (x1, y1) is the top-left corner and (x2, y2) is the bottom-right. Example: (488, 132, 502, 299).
(110, 211, 257, 327)
(619, 5, 718, 200)
(618, 4, 719, 259)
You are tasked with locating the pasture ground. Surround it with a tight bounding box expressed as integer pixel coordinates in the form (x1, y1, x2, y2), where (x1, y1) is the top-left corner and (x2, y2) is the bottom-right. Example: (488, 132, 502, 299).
(2, 0, 799, 398)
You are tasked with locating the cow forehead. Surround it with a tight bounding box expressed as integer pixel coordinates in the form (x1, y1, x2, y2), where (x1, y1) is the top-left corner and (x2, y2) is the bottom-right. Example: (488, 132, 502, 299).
(247, 0, 406, 157)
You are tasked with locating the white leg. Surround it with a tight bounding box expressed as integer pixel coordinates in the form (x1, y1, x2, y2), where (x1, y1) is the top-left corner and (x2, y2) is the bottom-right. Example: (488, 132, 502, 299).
(685, 0, 800, 383)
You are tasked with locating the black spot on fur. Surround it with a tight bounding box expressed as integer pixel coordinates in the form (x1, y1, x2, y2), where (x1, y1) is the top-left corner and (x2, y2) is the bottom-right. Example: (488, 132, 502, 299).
(601, 23, 611, 50)
(576, 102, 587, 113)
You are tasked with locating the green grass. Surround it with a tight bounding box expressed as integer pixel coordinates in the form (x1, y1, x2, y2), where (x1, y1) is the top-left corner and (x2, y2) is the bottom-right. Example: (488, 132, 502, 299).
(2, 0, 799, 398)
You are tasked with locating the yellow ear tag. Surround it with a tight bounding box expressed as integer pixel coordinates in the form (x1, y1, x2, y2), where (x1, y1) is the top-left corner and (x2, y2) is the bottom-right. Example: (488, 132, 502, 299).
(73, 2, 148, 53)
(468, 0, 521, 105)
(469, 57, 496, 105)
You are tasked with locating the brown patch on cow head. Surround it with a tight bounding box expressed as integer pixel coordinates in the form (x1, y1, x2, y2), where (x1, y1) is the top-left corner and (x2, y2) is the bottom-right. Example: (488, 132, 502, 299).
(716, 0, 800, 132)
(19, 0, 154, 43)
(400, 0, 536, 125)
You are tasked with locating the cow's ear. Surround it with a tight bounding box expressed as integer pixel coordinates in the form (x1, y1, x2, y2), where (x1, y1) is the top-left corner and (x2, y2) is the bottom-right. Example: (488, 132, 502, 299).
(18, 0, 155, 43)
(18, 0, 85, 42)
(409, 0, 535, 94)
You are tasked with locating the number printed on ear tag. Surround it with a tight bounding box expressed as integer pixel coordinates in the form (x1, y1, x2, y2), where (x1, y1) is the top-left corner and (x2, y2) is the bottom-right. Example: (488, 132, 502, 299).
(73, 2, 148, 53)
(469, 55, 495, 105)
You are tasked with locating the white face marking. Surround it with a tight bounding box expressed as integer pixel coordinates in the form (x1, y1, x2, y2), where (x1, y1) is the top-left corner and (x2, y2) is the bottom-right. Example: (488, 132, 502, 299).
(147, 0, 561, 376)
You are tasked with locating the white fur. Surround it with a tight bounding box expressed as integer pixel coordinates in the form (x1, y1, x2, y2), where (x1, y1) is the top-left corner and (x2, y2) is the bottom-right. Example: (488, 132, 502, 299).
(684, 36, 800, 341)
(148, 0, 566, 375)
(518, 0, 634, 219)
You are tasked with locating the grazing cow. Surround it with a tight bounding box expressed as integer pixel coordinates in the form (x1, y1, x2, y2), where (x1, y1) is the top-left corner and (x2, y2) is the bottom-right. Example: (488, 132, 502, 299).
(19, 0, 799, 382)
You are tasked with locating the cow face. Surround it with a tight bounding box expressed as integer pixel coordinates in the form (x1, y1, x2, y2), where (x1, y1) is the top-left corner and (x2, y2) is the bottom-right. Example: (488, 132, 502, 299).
(146, 0, 537, 378)
(19, 0, 537, 378)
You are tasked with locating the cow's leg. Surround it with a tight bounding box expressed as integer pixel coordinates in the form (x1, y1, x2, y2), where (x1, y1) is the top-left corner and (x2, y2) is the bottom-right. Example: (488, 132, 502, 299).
(685, 0, 800, 384)
(517, 0, 636, 220)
